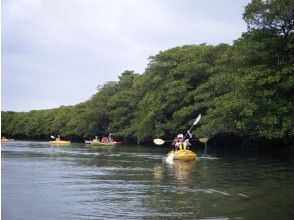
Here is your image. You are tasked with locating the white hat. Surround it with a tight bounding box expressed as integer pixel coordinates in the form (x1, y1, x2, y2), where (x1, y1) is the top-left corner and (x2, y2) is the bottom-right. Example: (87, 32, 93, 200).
(177, 134, 184, 139)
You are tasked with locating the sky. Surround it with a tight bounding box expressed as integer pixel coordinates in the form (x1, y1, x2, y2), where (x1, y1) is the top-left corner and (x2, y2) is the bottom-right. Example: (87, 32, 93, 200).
(2, 0, 251, 112)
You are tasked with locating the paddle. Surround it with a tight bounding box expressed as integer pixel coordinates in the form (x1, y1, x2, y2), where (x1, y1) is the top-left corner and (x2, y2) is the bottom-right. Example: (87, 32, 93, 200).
(51, 135, 61, 141)
(166, 151, 174, 163)
(153, 138, 166, 145)
(153, 114, 204, 163)
(202, 138, 210, 157)
(153, 114, 202, 145)
(153, 137, 209, 145)
(184, 114, 201, 139)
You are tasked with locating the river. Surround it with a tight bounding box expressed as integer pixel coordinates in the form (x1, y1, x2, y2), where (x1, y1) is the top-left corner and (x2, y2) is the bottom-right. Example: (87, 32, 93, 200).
(2, 141, 294, 219)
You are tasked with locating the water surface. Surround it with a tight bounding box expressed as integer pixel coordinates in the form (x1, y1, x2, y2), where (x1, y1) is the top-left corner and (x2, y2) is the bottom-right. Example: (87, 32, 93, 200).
(2, 141, 294, 219)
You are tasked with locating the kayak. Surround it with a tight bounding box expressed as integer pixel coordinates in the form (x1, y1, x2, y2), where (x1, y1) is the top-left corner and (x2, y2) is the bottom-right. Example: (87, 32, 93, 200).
(91, 141, 122, 146)
(167, 149, 197, 161)
(49, 140, 71, 145)
(1, 139, 11, 142)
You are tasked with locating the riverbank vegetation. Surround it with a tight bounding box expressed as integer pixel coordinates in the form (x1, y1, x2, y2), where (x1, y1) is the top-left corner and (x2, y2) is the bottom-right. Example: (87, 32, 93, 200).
(2, 0, 293, 149)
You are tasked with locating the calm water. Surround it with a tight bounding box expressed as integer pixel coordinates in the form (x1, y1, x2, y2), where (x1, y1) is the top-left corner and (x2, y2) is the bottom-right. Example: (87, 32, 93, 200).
(2, 141, 294, 219)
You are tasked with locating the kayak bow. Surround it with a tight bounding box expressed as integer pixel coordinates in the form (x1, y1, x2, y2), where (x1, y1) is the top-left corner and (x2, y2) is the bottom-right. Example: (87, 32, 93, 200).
(167, 149, 197, 161)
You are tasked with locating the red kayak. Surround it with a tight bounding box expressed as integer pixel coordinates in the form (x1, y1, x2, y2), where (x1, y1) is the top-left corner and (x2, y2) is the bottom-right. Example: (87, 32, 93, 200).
(84, 140, 122, 146)
(91, 141, 122, 146)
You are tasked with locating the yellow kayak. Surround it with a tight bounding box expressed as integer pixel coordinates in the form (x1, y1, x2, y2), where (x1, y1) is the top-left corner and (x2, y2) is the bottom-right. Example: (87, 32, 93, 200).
(1, 139, 11, 142)
(49, 140, 71, 145)
(168, 149, 197, 161)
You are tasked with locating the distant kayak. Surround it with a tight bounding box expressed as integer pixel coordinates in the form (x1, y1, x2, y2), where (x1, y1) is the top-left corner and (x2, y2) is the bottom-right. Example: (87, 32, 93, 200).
(1, 138, 14, 142)
(49, 140, 71, 145)
(85, 138, 122, 146)
(91, 141, 122, 146)
(1, 139, 10, 142)
(167, 149, 197, 161)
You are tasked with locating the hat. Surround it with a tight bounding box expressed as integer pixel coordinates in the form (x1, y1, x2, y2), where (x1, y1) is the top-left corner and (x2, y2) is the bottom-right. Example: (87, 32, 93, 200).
(177, 134, 184, 139)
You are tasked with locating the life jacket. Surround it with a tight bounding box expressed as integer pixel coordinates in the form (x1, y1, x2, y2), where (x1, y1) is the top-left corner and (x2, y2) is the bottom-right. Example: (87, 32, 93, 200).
(102, 137, 109, 143)
(177, 142, 187, 150)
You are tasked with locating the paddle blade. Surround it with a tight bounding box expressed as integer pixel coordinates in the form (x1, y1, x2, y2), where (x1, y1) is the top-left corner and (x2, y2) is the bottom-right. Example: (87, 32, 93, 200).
(153, 139, 165, 145)
(199, 137, 209, 143)
(166, 151, 174, 164)
(50, 135, 55, 139)
(193, 114, 201, 125)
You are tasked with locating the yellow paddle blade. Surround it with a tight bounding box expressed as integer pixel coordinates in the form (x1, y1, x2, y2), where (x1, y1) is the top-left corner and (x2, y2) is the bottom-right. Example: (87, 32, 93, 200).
(199, 137, 209, 143)
(153, 139, 165, 145)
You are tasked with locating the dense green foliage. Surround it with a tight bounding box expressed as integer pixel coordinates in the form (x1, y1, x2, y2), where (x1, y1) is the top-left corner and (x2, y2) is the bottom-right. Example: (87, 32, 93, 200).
(2, 0, 293, 146)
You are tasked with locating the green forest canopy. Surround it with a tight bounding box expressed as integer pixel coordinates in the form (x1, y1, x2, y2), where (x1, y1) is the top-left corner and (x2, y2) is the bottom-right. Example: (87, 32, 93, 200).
(2, 0, 294, 146)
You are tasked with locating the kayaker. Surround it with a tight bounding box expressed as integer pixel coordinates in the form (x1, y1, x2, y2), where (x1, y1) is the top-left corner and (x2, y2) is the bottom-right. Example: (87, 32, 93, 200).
(101, 136, 109, 143)
(56, 135, 61, 141)
(108, 133, 113, 142)
(93, 136, 100, 143)
(172, 131, 193, 151)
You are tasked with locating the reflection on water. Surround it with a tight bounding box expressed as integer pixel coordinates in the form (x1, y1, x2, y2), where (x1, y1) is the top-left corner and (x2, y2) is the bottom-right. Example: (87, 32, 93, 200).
(168, 161, 196, 186)
(153, 164, 164, 183)
(2, 141, 294, 219)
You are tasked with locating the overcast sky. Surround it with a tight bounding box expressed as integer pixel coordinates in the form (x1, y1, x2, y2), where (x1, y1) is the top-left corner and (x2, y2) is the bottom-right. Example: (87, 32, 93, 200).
(2, 0, 251, 112)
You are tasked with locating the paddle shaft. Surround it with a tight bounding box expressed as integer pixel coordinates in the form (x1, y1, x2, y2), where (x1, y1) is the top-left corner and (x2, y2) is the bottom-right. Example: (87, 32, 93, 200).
(153, 114, 203, 145)
(164, 137, 204, 142)
(184, 124, 196, 139)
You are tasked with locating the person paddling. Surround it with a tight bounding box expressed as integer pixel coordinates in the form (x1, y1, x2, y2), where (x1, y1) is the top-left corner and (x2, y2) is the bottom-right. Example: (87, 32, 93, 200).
(172, 130, 193, 151)
(108, 133, 113, 142)
(93, 136, 100, 143)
